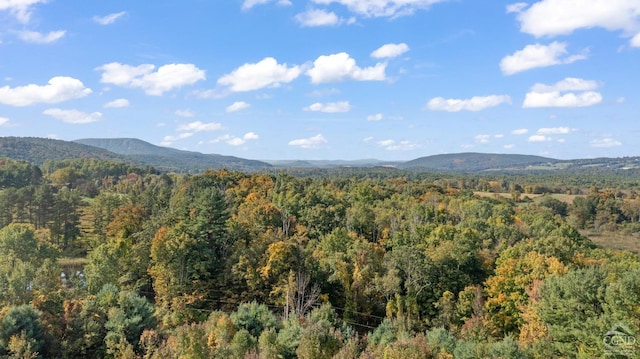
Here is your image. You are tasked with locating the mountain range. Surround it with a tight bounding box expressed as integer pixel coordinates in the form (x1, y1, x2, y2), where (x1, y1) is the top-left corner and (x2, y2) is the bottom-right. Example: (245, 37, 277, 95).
(2, 136, 640, 173)
(73, 138, 270, 172)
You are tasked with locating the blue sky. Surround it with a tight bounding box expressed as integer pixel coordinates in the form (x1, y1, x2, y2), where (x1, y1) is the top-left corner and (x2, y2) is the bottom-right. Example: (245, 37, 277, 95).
(0, 0, 639, 161)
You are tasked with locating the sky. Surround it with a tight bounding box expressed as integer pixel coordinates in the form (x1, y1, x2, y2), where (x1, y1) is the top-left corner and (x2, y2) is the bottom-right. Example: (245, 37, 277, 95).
(0, 0, 639, 161)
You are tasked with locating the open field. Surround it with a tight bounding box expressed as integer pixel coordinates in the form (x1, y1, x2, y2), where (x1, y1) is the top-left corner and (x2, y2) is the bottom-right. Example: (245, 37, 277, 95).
(474, 191, 584, 204)
(582, 230, 640, 255)
(59, 257, 88, 273)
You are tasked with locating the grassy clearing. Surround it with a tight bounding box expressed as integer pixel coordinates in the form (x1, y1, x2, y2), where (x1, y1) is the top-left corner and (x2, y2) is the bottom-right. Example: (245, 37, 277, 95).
(474, 191, 584, 204)
(544, 193, 583, 204)
(60, 257, 88, 272)
(474, 191, 640, 254)
(582, 230, 640, 255)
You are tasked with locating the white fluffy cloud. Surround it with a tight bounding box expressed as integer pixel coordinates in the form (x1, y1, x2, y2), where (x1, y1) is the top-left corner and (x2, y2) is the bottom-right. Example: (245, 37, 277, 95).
(0, 76, 92, 106)
(93, 11, 127, 25)
(227, 138, 245, 146)
(226, 101, 251, 113)
(537, 126, 571, 135)
(590, 138, 622, 148)
(161, 132, 193, 146)
(304, 101, 351, 113)
(307, 88, 341, 98)
(312, 0, 447, 18)
(211, 134, 233, 144)
(512, 0, 640, 45)
(242, 0, 270, 9)
(500, 42, 587, 75)
(177, 121, 222, 132)
(17, 30, 65, 44)
(523, 77, 602, 108)
(475, 134, 491, 144)
(218, 57, 301, 92)
(306, 52, 386, 84)
(531, 77, 598, 92)
(528, 135, 551, 142)
(377, 139, 421, 151)
(506, 2, 528, 13)
(367, 113, 383, 121)
(224, 132, 260, 146)
(242, 0, 291, 10)
(371, 43, 410, 58)
(288, 134, 328, 149)
(0, 0, 46, 23)
(511, 128, 529, 135)
(104, 98, 129, 108)
(43, 108, 102, 124)
(528, 127, 573, 142)
(175, 109, 195, 118)
(426, 95, 511, 112)
(191, 89, 227, 100)
(295, 9, 346, 27)
(0, 117, 11, 126)
(632, 33, 640, 47)
(97, 62, 206, 95)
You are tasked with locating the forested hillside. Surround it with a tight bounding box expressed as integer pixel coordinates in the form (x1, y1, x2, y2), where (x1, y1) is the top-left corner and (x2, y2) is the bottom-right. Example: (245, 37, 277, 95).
(4, 137, 640, 175)
(0, 137, 133, 165)
(0, 157, 638, 358)
(0, 137, 272, 173)
(399, 153, 555, 171)
(74, 138, 273, 172)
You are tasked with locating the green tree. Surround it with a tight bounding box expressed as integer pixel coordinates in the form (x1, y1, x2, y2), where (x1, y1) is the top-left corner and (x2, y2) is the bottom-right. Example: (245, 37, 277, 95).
(50, 188, 81, 251)
(314, 228, 385, 322)
(381, 334, 434, 359)
(0, 305, 44, 358)
(61, 284, 156, 358)
(0, 224, 59, 306)
(271, 174, 302, 237)
(149, 174, 231, 323)
(296, 320, 342, 359)
(104, 288, 157, 357)
(568, 195, 598, 229)
(484, 250, 566, 337)
(298, 180, 346, 239)
(32, 185, 54, 230)
(85, 204, 149, 294)
(88, 192, 129, 247)
(535, 267, 608, 357)
(0, 159, 41, 189)
(538, 196, 568, 217)
(230, 302, 277, 338)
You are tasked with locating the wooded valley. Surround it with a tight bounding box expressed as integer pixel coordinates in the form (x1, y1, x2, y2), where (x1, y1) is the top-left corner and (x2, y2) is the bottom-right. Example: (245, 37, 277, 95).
(0, 157, 639, 358)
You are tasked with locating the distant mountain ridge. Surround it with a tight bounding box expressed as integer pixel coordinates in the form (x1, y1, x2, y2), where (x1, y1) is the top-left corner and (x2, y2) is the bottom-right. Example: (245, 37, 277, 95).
(73, 138, 272, 172)
(0, 137, 133, 165)
(2, 137, 640, 174)
(399, 152, 556, 171)
(265, 159, 394, 168)
(0, 137, 271, 172)
(73, 138, 176, 156)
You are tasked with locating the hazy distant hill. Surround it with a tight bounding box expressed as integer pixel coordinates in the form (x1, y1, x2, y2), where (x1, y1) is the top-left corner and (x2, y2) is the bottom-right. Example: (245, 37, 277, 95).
(74, 138, 272, 172)
(266, 159, 394, 168)
(400, 152, 556, 171)
(0, 137, 133, 165)
(74, 138, 167, 156)
(4, 137, 640, 174)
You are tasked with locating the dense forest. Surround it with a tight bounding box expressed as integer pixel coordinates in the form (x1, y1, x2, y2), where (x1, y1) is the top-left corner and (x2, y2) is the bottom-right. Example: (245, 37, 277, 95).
(0, 157, 639, 358)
